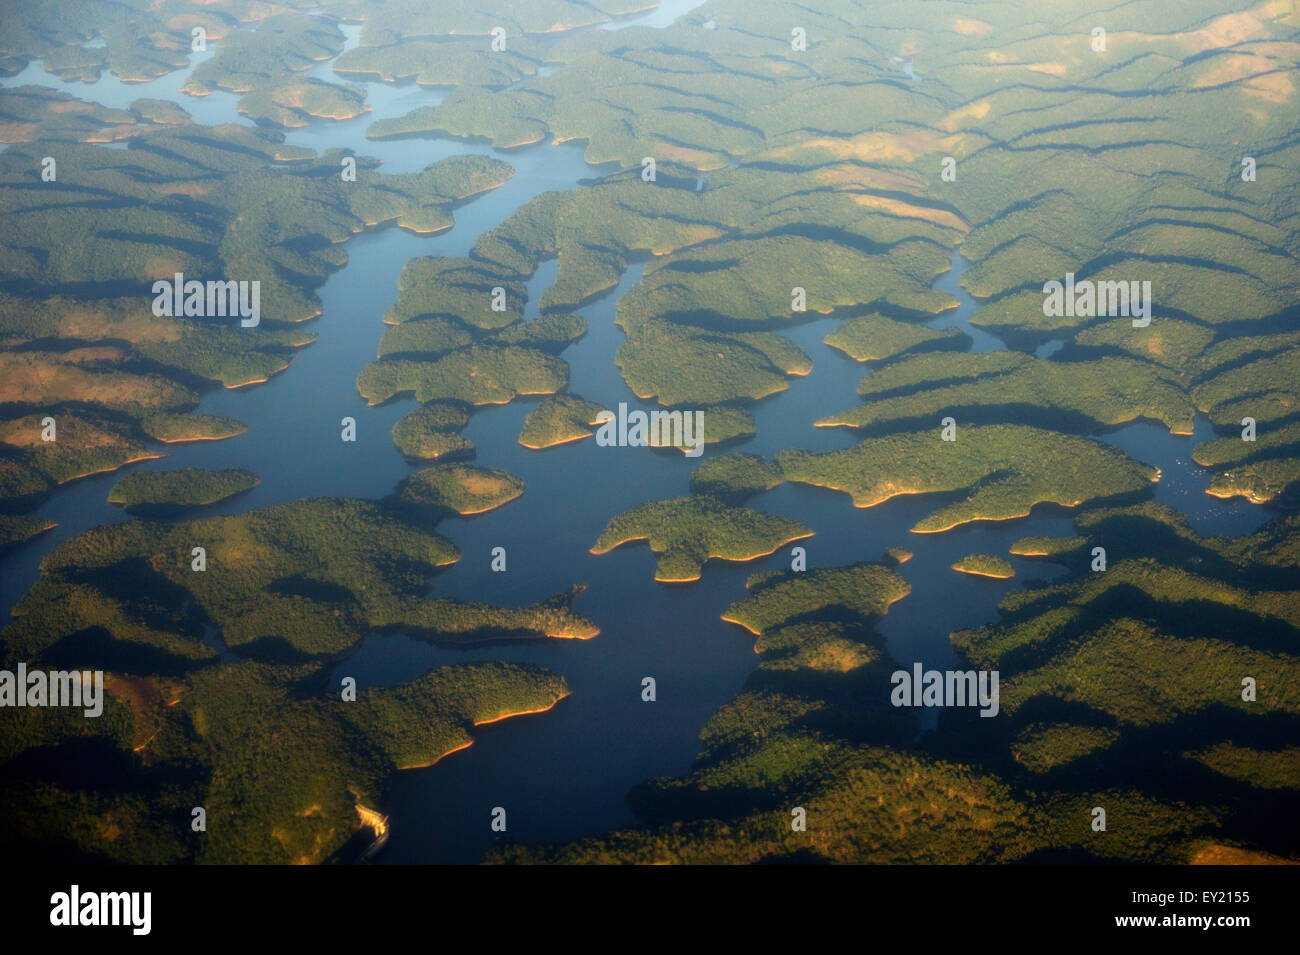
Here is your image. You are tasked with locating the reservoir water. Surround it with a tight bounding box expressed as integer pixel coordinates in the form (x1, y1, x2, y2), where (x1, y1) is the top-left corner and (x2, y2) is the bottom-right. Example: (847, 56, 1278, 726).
(0, 9, 1276, 863)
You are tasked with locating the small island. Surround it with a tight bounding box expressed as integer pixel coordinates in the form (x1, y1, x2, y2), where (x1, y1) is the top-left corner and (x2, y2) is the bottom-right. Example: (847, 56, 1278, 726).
(722, 563, 911, 636)
(391, 402, 473, 461)
(951, 553, 1015, 579)
(130, 97, 190, 126)
(108, 468, 259, 514)
(1010, 535, 1084, 557)
(235, 80, 369, 128)
(394, 464, 524, 516)
(519, 394, 606, 449)
(592, 496, 812, 583)
(141, 413, 247, 444)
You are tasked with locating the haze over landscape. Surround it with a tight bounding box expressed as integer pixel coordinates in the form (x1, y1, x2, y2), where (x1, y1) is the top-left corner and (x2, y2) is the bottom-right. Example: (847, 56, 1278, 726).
(0, 0, 1297, 867)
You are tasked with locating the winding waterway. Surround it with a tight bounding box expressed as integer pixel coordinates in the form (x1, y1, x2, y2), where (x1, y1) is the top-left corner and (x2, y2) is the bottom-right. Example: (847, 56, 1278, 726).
(0, 4, 1277, 863)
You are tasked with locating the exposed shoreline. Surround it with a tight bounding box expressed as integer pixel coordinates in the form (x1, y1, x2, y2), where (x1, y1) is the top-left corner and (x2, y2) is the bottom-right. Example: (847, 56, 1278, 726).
(592, 529, 814, 562)
(57, 454, 166, 485)
(951, 565, 1014, 579)
(396, 693, 571, 770)
(154, 430, 246, 445)
(721, 585, 909, 638)
(519, 431, 592, 450)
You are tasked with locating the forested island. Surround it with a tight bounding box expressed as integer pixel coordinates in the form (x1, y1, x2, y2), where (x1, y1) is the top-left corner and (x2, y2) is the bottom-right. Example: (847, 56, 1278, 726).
(951, 554, 1015, 579)
(108, 468, 259, 514)
(592, 496, 812, 582)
